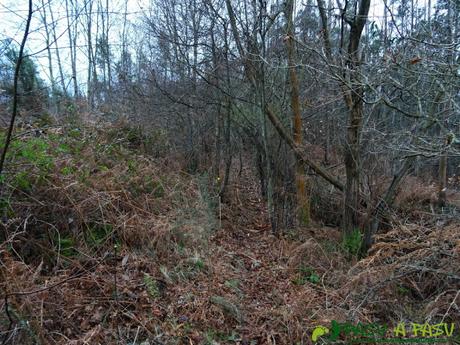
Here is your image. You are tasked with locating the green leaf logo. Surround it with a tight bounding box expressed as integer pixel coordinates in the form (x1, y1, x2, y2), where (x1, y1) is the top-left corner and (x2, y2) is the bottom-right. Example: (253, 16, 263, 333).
(312, 326, 330, 342)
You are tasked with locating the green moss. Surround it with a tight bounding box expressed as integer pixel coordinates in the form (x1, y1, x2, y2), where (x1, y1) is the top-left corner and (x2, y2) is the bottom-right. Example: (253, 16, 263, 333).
(8, 137, 53, 173)
(127, 159, 138, 173)
(151, 179, 165, 197)
(67, 128, 82, 139)
(224, 279, 240, 291)
(204, 329, 241, 344)
(78, 168, 90, 184)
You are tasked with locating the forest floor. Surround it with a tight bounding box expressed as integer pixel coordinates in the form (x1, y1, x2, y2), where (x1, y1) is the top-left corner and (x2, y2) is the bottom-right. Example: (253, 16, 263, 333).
(0, 122, 459, 345)
(198, 165, 349, 343)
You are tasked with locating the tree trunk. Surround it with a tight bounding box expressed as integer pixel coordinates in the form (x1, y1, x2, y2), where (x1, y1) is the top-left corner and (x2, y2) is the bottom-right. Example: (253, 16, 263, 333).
(361, 157, 414, 254)
(224, 0, 276, 232)
(317, 0, 370, 236)
(105, 0, 112, 100)
(438, 134, 454, 208)
(48, 0, 67, 99)
(285, 0, 310, 226)
(265, 106, 344, 191)
(65, 0, 79, 98)
(342, 98, 363, 235)
(219, 100, 232, 200)
(40, 0, 56, 112)
(341, 0, 370, 235)
(85, 0, 94, 108)
(0, 0, 33, 178)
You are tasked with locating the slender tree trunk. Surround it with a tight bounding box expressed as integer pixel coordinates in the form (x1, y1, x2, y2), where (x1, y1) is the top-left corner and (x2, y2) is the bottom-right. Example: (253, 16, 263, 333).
(224, 0, 275, 232)
(0, 0, 33, 178)
(265, 106, 344, 191)
(105, 0, 112, 99)
(285, 0, 310, 226)
(220, 99, 232, 200)
(438, 151, 447, 208)
(85, 0, 94, 108)
(65, 0, 79, 98)
(210, 27, 222, 184)
(342, 94, 364, 235)
(411, 0, 414, 34)
(121, 0, 128, 82)
(438, 134, 454, 208)
(361, 157, 414, 254)
(192, 0, 199, 85)
(384, 2, 388, 46)
(48, 0, 67, 99)
(99, 0, 107, 96)
(258, 8, 276, 234)
(317, 0, 371, 235)
(219, 23, 233, 201)
(40, 0, 56, 112)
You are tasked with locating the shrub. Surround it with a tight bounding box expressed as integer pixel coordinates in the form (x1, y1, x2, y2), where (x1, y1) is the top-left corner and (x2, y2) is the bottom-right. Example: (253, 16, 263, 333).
(292, 265, 320, 285)
(342, 228, 363, 258)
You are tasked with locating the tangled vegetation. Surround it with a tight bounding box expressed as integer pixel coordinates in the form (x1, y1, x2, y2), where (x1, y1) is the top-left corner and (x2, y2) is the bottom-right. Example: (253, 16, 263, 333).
(0, 120, 458, 344)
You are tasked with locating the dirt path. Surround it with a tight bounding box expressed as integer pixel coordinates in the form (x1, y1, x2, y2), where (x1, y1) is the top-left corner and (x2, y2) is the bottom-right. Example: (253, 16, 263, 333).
(195, 167, 327, 344)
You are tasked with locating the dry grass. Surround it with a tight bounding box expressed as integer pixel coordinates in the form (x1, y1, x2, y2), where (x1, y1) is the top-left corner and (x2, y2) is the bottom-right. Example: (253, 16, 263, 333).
(343, 223, 460, 323)
(0, 122, 458, 344)
(0, 122, 215, 344)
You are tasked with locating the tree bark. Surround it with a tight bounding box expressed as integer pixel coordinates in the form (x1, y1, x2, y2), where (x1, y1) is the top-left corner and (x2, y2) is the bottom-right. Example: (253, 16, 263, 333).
(265, 106, 344, 191)
(438, 133, 454, 208)
(48, 0, 67, 98)
(85, 0, 94, 108)
(0, 0, 33, 178)
(361, 157, 414, 254)
(39, 0, 56, 112)
(65, 0, 79, 98)
(317, 0, 371, 235)
(285, 0, 310, 226)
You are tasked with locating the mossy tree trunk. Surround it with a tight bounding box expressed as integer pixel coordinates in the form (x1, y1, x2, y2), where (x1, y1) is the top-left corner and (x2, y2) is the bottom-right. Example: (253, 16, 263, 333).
(284, 0, 310, 226)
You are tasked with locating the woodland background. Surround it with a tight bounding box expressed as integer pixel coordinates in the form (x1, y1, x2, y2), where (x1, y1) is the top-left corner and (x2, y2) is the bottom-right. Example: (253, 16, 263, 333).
(0, 0, 459, 344)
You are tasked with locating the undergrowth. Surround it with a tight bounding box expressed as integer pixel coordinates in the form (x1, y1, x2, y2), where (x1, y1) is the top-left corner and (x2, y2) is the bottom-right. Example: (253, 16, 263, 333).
(0, 121, 215, 344)
(342, 228, 363, 258)
(0, 121, 458, 344)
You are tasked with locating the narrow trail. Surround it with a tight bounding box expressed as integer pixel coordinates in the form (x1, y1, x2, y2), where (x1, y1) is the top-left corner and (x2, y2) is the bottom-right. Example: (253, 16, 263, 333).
(201, 165, 330, 344)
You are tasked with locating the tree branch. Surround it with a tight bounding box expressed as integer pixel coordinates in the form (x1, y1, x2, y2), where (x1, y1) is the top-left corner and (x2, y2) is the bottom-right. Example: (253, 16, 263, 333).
(265, 105, 344, 191)
(0, 0, 33, 178)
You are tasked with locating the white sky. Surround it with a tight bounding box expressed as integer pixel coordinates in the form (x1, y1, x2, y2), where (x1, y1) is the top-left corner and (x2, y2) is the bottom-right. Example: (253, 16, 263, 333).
(0, 0, 147, 92)
(0, 0, 432, 90)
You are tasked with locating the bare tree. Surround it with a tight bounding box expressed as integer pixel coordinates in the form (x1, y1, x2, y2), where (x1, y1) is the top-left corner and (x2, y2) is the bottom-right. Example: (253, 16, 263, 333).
(65, 0, 79, 98)
(47, 0, 68, 98)
(284, 0, 311, 225)
(0, 0, 33, 179)
(317, 0, 371, 235)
